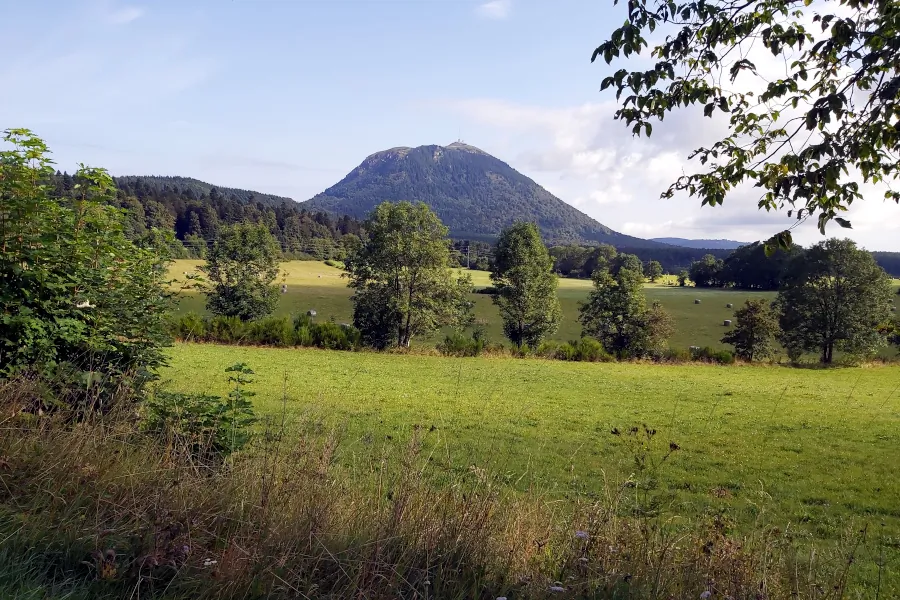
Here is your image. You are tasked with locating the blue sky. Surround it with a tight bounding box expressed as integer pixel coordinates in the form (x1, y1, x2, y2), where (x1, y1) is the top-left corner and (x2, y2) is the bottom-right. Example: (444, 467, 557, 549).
(3, 0, 897, 249)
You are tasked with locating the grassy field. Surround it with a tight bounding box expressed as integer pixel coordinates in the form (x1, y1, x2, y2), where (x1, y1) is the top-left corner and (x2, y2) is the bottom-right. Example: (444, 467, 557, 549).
(162, 342, 900, 591)
(170, 260, 784, 350)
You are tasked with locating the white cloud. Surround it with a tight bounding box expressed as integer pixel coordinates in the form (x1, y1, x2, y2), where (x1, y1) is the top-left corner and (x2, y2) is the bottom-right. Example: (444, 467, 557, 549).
(107, 6, 145, 25)
(437, 97, 900, 250)
(475, 0, 512, 20)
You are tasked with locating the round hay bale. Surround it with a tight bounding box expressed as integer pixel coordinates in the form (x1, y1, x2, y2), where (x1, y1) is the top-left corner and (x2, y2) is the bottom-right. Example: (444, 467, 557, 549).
(724, 319, 732, 326)
(726, 303, 733, 309)
(694, 299, 702, 305)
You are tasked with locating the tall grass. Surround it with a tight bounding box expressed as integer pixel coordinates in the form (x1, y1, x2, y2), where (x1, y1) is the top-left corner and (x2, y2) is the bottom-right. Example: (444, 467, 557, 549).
(0, 379, 869, 599)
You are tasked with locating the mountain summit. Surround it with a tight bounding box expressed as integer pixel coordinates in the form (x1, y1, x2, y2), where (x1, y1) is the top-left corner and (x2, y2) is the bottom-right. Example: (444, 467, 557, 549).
(302, 143, 662, 247)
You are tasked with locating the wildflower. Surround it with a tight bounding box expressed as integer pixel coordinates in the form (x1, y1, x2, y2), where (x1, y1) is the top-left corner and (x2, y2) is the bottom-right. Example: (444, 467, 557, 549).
(203, 559, 218, 568)
(549, 585, 566, 593)
(575, 530, 589, 540)
(700, 591, 712, 599)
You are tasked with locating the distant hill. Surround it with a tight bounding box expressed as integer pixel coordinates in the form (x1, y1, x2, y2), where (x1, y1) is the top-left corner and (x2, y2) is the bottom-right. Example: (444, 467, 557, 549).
(303, 142, 667, 247)
(652, 237, 751, 250)
(114, 175, 295, 208)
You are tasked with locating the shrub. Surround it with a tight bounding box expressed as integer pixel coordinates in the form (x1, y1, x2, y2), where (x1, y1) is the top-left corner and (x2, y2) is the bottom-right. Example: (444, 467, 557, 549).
(324, 259, 338, 268)
(0, 130, 172, 412)
(690, 346, 735, 365)
(572, 336, 613, 362)
(247, 316, 297, 347)
(170, 312, 206, 341)
(312, 321, 358, 351)
(437, 331, 485, 357)
(660, 348, 692, 362)
(474, 286, 499, 295)
(205, 315, 247, 344)
(143, 364, 258, 462)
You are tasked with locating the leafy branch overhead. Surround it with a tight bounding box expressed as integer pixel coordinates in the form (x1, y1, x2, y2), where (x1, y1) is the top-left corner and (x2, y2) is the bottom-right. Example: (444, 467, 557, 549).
(593, 0, 900, 243)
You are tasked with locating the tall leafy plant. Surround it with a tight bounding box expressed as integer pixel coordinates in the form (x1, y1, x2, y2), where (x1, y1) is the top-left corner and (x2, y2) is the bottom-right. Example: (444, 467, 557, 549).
(0, 129, 172, 410)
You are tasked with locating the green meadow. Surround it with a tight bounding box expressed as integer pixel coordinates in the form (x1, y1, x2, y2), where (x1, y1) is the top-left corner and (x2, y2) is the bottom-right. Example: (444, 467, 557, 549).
(162, 343, 900, 590)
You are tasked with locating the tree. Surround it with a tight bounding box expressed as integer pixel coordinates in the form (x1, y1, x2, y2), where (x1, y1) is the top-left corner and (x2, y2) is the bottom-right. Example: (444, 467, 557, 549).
(0, 129, 172, 409)
(776, 239, 892, 363)
(720, 243, 798, 290)
(677, 270, 689, 287)
(689, 254, 725, 288)
(202, 223, 281, 321)
(345, 202, 472, 349)
(579, 255, 673, 357)
(646, 260, 664, 282)
(722, 299, 780, 362)
(491, 222, 562, 348)
(593, 0, 900, 245)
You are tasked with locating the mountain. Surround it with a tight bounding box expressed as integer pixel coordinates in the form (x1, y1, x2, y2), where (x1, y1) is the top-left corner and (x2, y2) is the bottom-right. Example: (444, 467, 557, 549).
(302, 142, 667, 247)
(652, 237, 751, 250)
(114, 175, 295, 208)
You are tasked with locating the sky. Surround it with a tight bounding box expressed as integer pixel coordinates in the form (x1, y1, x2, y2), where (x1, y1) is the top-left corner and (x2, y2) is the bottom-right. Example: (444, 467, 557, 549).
(2, 0, 897, 250)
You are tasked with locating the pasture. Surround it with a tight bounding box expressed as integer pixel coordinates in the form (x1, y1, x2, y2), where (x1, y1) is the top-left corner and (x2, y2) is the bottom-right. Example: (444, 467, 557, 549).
(162, 343, 900, 590)
(170, 259, 780, 350)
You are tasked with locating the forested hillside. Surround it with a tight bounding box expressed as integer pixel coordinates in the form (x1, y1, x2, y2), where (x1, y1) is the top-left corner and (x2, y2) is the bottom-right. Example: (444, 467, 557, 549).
(49, 172, 363, 260)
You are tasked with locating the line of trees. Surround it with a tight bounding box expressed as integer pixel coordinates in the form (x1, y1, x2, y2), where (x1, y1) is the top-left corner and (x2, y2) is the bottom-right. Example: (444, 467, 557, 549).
(721, 239, 895, 364)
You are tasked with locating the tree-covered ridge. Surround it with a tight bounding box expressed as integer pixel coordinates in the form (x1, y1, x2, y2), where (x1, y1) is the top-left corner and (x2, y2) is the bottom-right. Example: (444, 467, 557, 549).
(115, 175, 295, 207)
(49, 172, 364, 260)
(303, 142, 669, 248)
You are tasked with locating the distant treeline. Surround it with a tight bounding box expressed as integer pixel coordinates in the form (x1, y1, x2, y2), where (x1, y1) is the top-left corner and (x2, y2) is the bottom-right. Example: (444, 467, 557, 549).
(50, 172, 900, 276)
(551, 242, 900, 280)
(549, 244, 731, 278)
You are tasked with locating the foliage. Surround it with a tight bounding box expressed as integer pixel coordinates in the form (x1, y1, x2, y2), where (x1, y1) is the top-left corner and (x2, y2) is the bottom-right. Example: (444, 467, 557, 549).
(593, 0, 900, 243)
(720, 242, 798, 290)
(491, 222, 562, 348)
(579, 252, 674, 358)
(168, 312, 361, 351)
(689, 254, 725, 288)
(722, 300, 780, 362)
(345, 201, 473, 348)
(436, 330, 487, 357)
(646, 259, 664, 282)
(0, 129, 172, 410)
(689, 346, 736, 365)
(677, 270, 689, 286)
(144, 363, 258, 462)
(777, 238, 892, 363)
(202, 223, 282, 321)
(106, 175, 363, 260)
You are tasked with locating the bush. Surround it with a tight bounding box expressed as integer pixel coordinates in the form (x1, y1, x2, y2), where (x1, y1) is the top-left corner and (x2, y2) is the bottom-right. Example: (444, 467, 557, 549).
(0, 131, 172, 412)
(437, 331, 485, 357)
(474, 286, 499, 295)
(324, 259, 339, 268)
(205, 315, 247, 344)
(247, 316, 297, 347)
(143, 364, 258, 463)
(312, 321, 359, 351)
(690, 346, 735, 365)
(660, 348, 692, 363)
(572, 336, 614, 362)
(170, 312, 206, 341)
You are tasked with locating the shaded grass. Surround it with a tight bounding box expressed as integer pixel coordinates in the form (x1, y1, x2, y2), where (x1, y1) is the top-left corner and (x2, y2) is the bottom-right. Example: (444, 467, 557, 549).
(161, 343, 900, 594)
